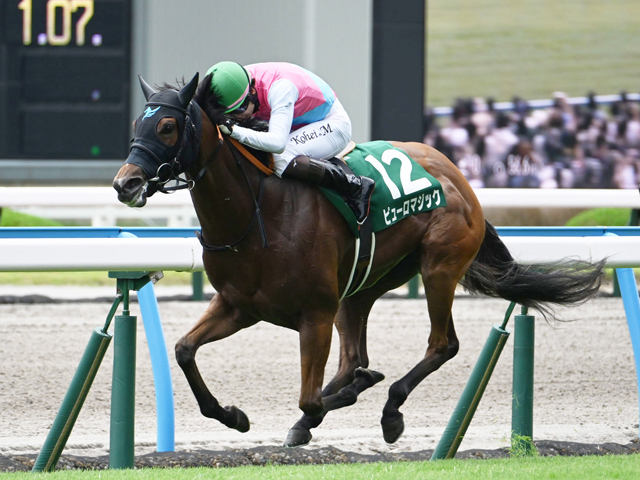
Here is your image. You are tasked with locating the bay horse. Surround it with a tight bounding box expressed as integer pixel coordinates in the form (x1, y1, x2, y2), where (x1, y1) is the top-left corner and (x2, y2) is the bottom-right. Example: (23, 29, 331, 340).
(113, 73, 604, 447)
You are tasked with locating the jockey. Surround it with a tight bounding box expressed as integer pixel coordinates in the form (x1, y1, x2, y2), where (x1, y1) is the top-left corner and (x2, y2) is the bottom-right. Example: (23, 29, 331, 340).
(206, 61, 374, 223)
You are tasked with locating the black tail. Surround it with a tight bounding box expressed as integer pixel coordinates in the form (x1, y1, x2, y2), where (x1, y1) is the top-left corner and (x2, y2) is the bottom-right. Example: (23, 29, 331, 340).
(460, 221, 605, 320)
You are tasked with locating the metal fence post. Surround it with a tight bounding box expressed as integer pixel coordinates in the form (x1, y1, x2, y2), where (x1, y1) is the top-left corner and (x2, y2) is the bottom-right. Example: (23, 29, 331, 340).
(512, 305, 535, 454)
(32, 328, 112, 472)
(109, 284, 137, 469)
(191, 271, 204, 301)
(408, 275, 420, 298)
(431, 302, 515, 460)
(32, 293, 123, 472)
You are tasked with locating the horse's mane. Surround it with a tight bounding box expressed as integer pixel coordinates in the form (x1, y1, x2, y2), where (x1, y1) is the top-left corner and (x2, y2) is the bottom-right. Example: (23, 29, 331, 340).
(193, 73, 269, 132)
(157, 82, 180, 92)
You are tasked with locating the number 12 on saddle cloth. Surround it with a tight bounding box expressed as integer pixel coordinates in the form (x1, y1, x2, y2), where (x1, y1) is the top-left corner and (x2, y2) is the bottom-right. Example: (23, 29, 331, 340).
(321, 140, 447, 236)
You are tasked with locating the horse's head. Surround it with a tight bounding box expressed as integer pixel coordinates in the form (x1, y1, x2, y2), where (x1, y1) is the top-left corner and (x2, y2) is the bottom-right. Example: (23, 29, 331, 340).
(113, 73, 201, 206)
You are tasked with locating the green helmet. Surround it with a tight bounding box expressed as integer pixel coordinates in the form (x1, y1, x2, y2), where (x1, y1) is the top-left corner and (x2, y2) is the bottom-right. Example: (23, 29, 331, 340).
(206, 61, 251, 113)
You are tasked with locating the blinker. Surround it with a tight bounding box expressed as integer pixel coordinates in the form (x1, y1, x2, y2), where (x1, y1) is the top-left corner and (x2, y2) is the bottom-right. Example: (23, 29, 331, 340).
(125, 73, 201, 188)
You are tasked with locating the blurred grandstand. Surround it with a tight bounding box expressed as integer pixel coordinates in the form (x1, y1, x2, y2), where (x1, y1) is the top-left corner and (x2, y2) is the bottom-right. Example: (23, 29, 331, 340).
(424, 92, 640, 189)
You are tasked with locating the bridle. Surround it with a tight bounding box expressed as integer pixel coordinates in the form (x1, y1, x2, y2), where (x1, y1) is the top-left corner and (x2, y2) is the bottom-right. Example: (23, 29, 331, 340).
(140, 101, 203, 196)
(145, 117, 269, 251)
(127, 74, 268, 251)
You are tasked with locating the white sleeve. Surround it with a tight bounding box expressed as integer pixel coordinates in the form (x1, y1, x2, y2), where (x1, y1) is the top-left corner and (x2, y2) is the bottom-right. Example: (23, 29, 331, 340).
(229, 79, 298, 154)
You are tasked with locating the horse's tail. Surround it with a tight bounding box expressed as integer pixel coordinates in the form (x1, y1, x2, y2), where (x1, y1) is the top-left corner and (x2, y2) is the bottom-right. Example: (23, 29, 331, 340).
(460, 220, 605, 320)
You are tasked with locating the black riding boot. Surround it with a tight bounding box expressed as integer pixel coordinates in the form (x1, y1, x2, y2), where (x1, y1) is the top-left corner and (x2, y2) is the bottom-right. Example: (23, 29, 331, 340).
(283, 155, 375, 223)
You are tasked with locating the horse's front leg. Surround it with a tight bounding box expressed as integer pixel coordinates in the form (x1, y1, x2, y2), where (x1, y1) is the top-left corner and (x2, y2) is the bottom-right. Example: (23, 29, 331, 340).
(175, 294, 257, 432)
(285, 291, 387, 448)
(283, 312, 336, 446)
(297, 315, 334, 417)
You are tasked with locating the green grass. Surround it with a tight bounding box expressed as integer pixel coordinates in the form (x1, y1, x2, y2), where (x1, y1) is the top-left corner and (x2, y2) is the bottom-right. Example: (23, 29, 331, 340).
(3, 455, 640, 480)
(0, 270, 193, 286)
(0, 208, 63, 227)
(564, 208, 634, 281)
(565, 208, 631, 226)
(427, 0, 640, 107)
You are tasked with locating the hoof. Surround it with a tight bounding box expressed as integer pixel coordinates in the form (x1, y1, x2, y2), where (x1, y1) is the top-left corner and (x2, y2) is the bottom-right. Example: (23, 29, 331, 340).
(381, 413, 404, 444)
(224, 405, 250, 433)
(354, 367, 385, 385)
(284, 427, 312, 448)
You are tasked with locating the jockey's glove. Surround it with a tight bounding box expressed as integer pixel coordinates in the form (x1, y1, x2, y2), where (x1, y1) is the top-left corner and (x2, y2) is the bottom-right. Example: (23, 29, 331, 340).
(219, 118, 235, 135)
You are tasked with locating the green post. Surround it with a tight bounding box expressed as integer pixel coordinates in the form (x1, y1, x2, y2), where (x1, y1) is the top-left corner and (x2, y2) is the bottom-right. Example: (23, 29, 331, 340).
(431, 302, 515, 460)
(408, 275, 420, 299)
(511, 305, 535, 455)
(191, 271, 204, 301)
(32, 328, 112, 472)
(33, 272, 156, 472)
(109, 287, 137, 469)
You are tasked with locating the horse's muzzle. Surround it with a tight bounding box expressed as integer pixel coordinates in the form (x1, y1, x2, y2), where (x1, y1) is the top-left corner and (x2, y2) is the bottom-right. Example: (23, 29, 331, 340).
(113, 164, 148, 207)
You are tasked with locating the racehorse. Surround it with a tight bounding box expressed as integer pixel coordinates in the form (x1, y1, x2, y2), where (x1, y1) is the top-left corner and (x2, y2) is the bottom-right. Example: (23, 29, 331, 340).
(113, 73, 604, 447)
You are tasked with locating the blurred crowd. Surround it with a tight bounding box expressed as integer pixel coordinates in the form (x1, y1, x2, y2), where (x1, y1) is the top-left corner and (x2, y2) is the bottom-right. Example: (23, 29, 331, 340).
(423, 92, 640, 189)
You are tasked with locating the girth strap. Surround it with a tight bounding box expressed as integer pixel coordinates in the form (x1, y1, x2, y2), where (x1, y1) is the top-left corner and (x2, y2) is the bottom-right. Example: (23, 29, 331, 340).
(341, 215, 375, 299)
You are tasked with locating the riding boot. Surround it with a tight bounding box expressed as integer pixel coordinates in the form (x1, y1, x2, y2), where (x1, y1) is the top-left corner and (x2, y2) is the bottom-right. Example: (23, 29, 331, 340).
(283, 155, 375, 223)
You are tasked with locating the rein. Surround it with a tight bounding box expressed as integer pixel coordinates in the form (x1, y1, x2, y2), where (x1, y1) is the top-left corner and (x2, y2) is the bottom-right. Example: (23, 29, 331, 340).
(195, 126, 269, 252)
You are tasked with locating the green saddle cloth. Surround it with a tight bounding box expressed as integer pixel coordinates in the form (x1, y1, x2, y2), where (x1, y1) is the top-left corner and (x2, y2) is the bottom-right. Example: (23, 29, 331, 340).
(320, 140, 447, 235)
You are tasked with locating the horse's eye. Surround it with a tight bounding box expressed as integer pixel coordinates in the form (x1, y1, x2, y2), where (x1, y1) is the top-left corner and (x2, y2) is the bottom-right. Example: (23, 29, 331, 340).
(161, 123, 176, 134)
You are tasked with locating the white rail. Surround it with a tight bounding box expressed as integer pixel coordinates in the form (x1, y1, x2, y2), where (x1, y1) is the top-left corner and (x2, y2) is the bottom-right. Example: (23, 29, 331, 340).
(503, 236, 640, 267)
(1, 187, 639, 227)
(0, 187, 196, 227)
(476, 188, 640, 209)
(1, 234, 640, 272)
(0, 237, 204, 272)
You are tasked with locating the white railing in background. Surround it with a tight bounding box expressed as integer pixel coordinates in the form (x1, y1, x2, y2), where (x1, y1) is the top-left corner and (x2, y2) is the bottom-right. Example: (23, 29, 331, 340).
(0, 186, 196, 226)
(1, 187, 639, 227)
(475, 188, 640, 209)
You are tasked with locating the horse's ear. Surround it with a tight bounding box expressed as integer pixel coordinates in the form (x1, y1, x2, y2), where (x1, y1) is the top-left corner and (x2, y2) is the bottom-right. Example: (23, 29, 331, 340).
(178, 73, 199, 108)
(139, 75, 157, 101)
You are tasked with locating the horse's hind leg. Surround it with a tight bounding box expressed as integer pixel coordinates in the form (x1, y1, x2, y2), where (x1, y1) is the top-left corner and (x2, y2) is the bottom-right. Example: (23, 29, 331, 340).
(380, 267, 460, 443)
(175, 294, 257, 432)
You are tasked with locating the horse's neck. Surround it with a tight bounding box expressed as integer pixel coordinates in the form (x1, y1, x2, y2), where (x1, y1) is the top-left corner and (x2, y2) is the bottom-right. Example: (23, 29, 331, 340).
(188, 121, 260, 244)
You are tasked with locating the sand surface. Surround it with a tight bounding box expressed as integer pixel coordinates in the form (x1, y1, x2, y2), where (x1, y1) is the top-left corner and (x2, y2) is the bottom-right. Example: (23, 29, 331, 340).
(0, 293, 638, 458)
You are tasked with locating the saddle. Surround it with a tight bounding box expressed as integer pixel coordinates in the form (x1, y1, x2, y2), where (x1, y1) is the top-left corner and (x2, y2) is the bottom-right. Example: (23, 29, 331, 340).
(336, 141, 357, 160)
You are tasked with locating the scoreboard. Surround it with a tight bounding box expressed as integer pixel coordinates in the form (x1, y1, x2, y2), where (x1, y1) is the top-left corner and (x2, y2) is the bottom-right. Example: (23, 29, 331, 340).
(0, 0, 131, 159)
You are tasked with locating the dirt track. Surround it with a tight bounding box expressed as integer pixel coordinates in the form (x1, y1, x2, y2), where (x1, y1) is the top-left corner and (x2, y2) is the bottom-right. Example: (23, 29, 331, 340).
(0, 293, 639, 463)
